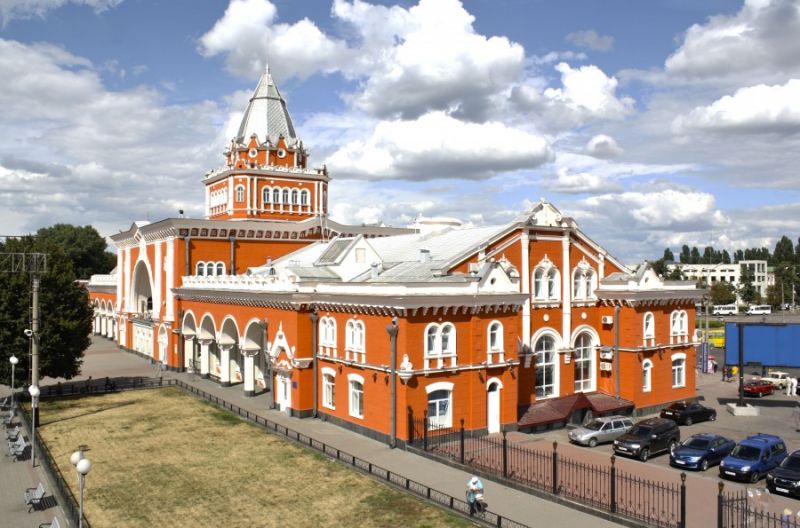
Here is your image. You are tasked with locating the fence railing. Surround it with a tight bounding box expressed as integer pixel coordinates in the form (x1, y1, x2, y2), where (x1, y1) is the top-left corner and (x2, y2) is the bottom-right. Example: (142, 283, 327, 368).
(23, 378, 531, 528)
(16, 404, 90, 527)
(408, 413, 684, 528)
(718, 487, 800, 528)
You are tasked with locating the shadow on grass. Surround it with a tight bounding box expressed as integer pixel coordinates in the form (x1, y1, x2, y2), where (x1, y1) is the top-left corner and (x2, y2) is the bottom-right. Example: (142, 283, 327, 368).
(40, 400, 138, 427)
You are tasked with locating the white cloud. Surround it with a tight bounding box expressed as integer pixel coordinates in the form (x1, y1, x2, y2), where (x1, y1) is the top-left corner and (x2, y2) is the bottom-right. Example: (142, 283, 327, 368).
(579, 189, 718, 228)
(544, 63, 634, 120)
(673, 79, 800, 135)
(325, 111, 552, 180)
(0, 38, 223, 234)
(198, 0, 350, 80)
(665, 0, 800, 82)
(0, 0, 122, 24)
(565, 30, 614, 52)
(585, 134, 623, 158)
(542, 167, 621, 194)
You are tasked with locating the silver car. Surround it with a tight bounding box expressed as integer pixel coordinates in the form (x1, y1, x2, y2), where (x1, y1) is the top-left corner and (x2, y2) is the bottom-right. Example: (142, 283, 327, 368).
(568, 415, 634, 447)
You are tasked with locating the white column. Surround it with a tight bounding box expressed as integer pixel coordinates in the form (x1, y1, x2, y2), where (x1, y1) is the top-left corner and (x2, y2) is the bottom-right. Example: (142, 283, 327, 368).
(561, 234, 571, 343)
(204, 184, 210, 218)
(243, 354, 255, 394)
(123, 248, 132, 313)
(165, 239, 175, 321)
(116, 251, 123, 312)
(227, 177, 234, 214)
(107, 317, 114, 338)
(153, 241, 162, 319)
(100, 317, 107, 336)
(200, 340, 211, 377)
(219, 345, 231, 384)
(599, 252, 606, 279)
(521, 229, 531, 345)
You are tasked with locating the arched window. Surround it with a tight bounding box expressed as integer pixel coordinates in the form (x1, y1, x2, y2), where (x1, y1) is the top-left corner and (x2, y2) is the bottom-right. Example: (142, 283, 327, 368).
(573, 271, 584, 299)
(196, 261, 205, 276)
(670, 310, 688, 344)
(318, 316, 337, 357)
(642, 359, 653, 392)
(534, 335, 557, 398)
(322, 367, 336, 410)
(282, 189, 289, 204)
(346, 320, 355, 349)
(424, 323, 457, 369)
(643, 312, 655, 346)
(547, 269, 558, 298)
(584, 269, 595, 298)
(573, 265, 597, 300)
(533, 263, 559, 301)
(426, 383, 454, 428)
(534, 268, 546, 300)
(672, 353, 686, 388)
(301, 190, 310, 206)
(216, 262, 225, 276)
(291, 189, 299, 205)
(345, 319, 365, 363)
(235, 185, 244, 202)
(487, 321, 504, 363)
(263, 187, 271, 205)
(204, 262, 215, 276)
(273, 188, 281, 204)
(573, 332, 594, 392)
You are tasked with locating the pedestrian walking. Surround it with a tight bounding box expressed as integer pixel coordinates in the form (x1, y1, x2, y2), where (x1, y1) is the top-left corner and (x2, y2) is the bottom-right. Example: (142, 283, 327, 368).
(466, 476, 485, 516)
(792, 377, 799, 396)
(782, 508, 792, 528)
(787, 378, 793, 396)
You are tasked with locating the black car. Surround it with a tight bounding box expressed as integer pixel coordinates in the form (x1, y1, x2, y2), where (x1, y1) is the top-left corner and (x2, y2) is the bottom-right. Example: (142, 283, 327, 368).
(767, 450, 800, 498)
(660, 401, 717, 426)
(670, 433, 735, 471)
(613, 417, 681, 462)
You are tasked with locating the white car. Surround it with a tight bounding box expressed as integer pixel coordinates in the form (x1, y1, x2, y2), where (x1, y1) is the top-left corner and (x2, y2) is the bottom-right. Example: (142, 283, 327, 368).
(761, 371, 792, 389)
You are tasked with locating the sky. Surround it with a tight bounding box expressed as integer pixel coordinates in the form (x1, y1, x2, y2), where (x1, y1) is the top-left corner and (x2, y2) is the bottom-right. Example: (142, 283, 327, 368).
(1, 0, 799, 264)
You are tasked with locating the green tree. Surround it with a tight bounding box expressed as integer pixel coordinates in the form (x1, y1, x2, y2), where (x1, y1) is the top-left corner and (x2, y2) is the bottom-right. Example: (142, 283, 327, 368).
(680, 245, 690, 264)
(663, 248, 675, 262)
(690, 246, 701, 264)
(722, 250, 731, 264)
(766, 285, 782, 309)
(35, 224, 115, 279)
(772, 236, 794, 266)
(734, 249, 744, 263)
(710, 281, 737, 305)
(738, 265, 759, 304)
(666, 267, 685, 280)
(0, 235, 92, 385)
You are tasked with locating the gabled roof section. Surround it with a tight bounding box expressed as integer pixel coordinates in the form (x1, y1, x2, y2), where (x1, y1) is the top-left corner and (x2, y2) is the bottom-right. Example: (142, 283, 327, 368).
(316, 237, 356, 266)
(236, 66, 297, 146)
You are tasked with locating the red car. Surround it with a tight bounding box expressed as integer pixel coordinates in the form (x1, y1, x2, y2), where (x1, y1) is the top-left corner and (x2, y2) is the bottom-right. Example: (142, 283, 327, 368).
(743, 379, 775, 397)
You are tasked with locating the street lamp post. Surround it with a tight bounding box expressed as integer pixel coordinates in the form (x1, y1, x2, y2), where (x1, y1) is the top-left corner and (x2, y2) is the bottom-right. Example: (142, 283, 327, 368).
(9, 355, 18, 407)
(28, 385, 39, 468)
(76, 457, 92, 528)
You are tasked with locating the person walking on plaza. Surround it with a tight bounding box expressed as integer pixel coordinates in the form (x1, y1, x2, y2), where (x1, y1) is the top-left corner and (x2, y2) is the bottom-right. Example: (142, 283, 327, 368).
(466, 476, 484, 516)
(792, 377, 799, 397)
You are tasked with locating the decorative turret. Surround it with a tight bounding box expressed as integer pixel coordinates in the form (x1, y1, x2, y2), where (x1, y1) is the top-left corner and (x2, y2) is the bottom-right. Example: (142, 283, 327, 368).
(207, 65, 330, 222)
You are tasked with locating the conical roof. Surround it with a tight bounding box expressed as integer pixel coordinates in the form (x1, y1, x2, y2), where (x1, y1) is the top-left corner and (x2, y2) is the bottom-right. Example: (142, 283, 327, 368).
(235, 67, 297, 145)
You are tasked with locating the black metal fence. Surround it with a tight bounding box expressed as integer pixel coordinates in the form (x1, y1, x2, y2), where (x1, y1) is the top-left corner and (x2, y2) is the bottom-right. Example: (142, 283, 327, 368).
(22, 378, 531, 528)
(718, 487, 800, 528)
(16, 404, 90, 527)
(408, 413, 684, 528)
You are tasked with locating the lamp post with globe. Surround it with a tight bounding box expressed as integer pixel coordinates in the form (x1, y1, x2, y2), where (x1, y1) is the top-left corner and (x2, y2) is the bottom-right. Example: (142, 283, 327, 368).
(74, 455, 92, 528)
(9, 355, 18, 407)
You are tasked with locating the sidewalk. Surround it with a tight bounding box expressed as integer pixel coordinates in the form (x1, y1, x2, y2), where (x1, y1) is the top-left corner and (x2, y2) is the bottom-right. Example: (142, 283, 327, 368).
(0, 403, 67, 527)
(44, 336, 625, 527)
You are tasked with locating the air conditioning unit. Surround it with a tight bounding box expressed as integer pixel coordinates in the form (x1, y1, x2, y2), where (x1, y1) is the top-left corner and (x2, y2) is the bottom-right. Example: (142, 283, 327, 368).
(599, 361, 613, 371)
(601, 315, 614, 325)
(600, 351, 614, 360)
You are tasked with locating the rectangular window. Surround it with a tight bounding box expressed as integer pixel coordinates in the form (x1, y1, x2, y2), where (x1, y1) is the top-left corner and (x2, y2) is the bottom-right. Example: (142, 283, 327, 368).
(349, 381, 363, 419)
(355, 248, 366, 263)
(672, 359, 685, 388)
(322, 374, 335, 409)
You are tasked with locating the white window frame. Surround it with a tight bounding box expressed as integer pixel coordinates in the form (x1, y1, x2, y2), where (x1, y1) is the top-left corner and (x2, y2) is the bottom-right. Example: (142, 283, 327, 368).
(423, 323, 457, 369)
(321, 367, 336, 410)
(345, 319, 365, 363)
(318, 316, 337, 357)
(426, 381, 454, 429)
(573, 332, 595, 393)
(273, 188, 281, 204)
(643, 312, 655, 347)
(642, 359, 653, 393)
(670, 310, 689, 344)
(262, 186, 271, 206)
(487, 321, 504, 363)
(196, 261, 206, 276)
(215, 262, 225, 276)
(348, 373, 364, 419)
(572, 266, 597, 301)
(235, 185, 245, 203)
(672, 353, 686, 388)
(533, 265, 560, 302)
(534, 333, 558, 399)
(301, 189, 310, 207)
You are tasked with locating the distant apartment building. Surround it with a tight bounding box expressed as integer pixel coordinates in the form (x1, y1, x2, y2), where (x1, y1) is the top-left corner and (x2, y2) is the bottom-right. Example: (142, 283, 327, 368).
(666, 260, 768, 302)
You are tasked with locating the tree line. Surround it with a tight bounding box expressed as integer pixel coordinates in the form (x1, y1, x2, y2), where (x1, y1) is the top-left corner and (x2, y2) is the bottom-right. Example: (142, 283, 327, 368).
(1, 224, 114, 386)
(650, 236, 800, 308)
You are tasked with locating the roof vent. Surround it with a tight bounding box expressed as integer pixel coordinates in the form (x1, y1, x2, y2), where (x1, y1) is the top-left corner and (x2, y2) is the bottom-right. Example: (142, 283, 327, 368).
(418, 249, 432, 263)
(370, 262, 380, 279)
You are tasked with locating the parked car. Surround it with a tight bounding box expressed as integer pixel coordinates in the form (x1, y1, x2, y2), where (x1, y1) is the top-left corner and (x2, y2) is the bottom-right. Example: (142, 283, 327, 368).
(660, 401, 717, 426)
(613, 417, 680, 462)
(720, 434, 787, 483)
(670, 433, 736, 471)
(568, 415, 634, 447)
(743, 379, 775, 397)
(761, 371, 792, 389)
(766, 450, 800, 498)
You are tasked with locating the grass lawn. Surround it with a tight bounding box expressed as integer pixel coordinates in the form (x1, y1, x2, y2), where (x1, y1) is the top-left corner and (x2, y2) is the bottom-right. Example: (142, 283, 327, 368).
(37, 388, 471, 528)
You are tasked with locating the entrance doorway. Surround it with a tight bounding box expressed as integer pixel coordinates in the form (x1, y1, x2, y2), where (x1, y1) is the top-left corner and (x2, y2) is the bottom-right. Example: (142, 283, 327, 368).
(276, 372, 291, 412)
(487, 380, 501, 434)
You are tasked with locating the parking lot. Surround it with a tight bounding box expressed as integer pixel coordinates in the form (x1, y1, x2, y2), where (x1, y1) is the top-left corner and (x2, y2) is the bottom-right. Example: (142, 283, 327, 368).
(505, 364, 800, 526)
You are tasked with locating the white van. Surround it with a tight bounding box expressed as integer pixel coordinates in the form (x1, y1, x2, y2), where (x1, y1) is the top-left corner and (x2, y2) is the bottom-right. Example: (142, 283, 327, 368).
(746, 304, 772, 315)
(712, 304, 738, 316)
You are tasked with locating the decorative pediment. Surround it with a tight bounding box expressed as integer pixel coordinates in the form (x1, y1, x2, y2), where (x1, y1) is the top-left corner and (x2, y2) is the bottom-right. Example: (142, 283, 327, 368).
(535, 254, 554, 270)
(576, 257, 591, 272)
(521, 200, 563, 227)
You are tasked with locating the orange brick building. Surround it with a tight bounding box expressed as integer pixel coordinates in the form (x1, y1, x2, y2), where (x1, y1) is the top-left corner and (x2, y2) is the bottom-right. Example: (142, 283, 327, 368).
(88, 68, 703, 445)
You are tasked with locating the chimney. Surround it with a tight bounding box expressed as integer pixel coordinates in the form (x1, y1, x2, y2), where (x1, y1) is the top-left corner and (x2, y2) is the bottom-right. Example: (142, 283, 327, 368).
(370, 262, 380, 279)
(418, 249, 431, 263)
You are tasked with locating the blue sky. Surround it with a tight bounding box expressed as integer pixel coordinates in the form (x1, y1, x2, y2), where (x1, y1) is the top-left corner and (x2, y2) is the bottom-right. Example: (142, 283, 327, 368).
(1, 0, 799, 263)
